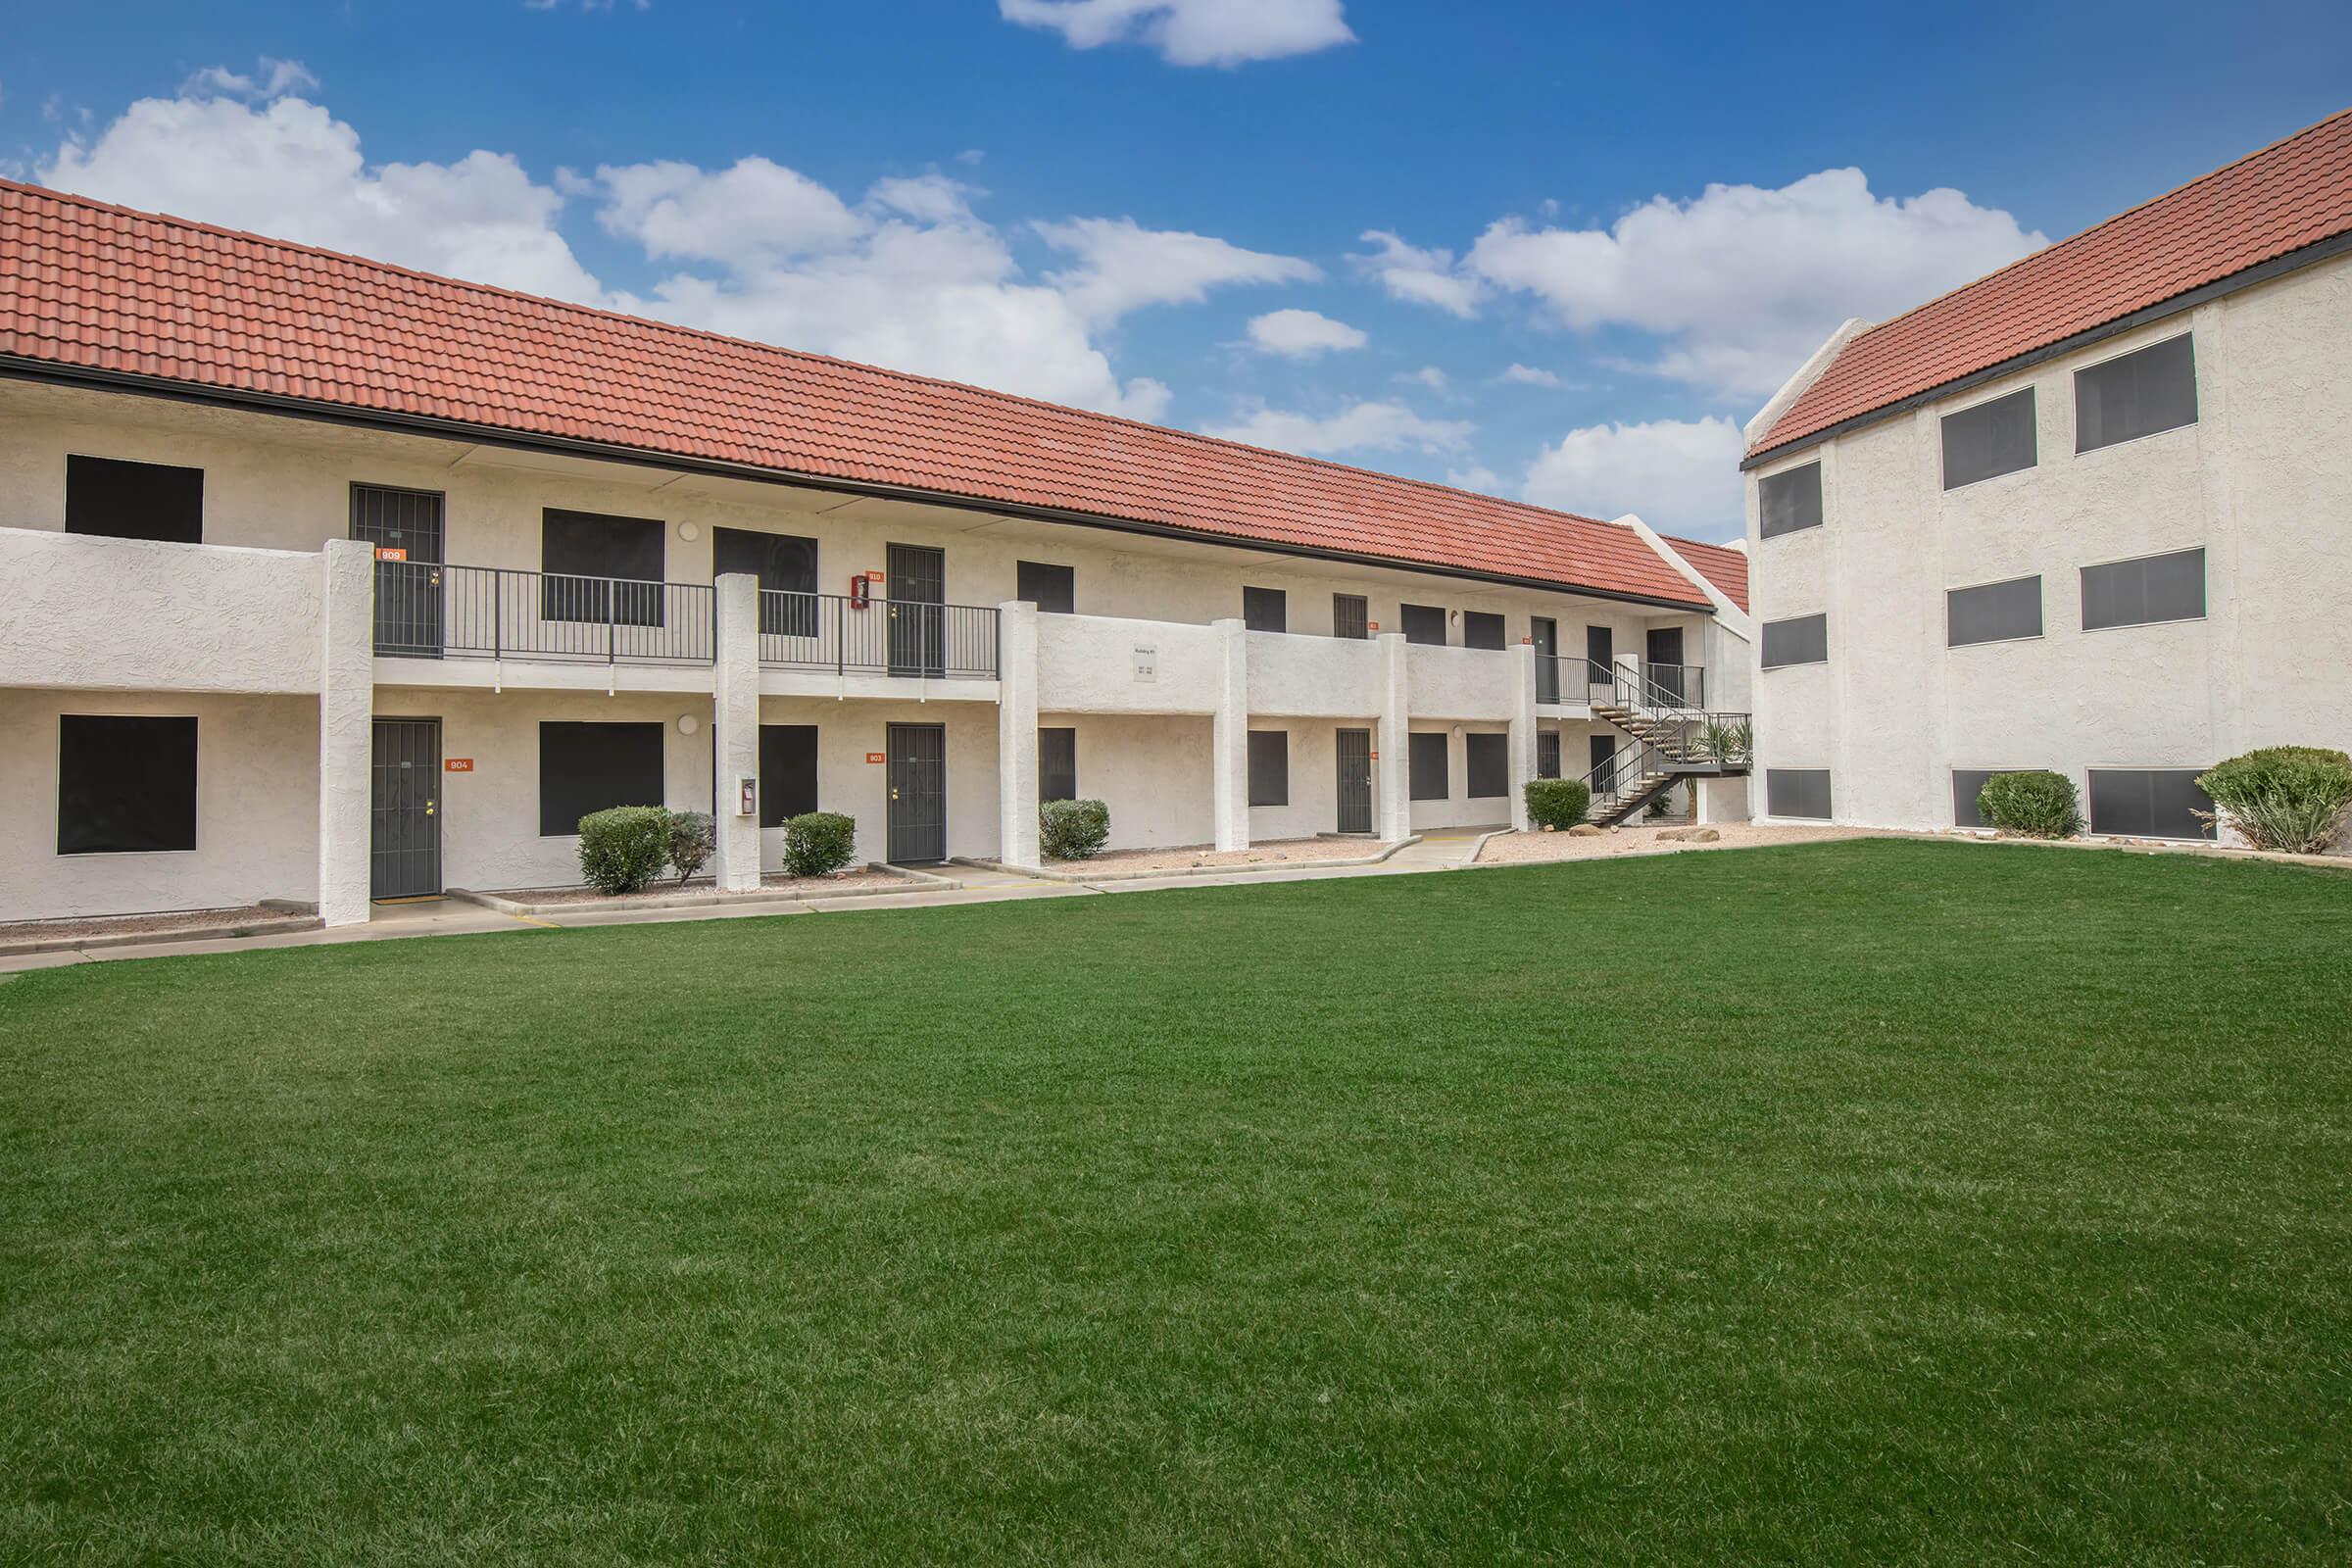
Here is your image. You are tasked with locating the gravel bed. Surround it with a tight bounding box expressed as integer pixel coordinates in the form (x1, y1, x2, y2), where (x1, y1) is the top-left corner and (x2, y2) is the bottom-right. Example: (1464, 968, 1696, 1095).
(1049, 837, 1386, 873)
(1476, 823, 1875, 864)
(0, 906, 303, 946)
(482, 868, 917, 906)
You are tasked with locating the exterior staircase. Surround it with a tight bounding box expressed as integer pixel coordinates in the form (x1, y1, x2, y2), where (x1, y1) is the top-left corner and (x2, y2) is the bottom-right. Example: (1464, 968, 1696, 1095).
(1579, 664, 1752, 827)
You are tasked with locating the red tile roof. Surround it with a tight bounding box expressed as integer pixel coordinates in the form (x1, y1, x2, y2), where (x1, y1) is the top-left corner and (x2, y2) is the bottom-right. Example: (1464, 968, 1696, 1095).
(1748, 107, 2352, 463)
(0, 178, 1708, 610)
(1661, 534, 1748, 613)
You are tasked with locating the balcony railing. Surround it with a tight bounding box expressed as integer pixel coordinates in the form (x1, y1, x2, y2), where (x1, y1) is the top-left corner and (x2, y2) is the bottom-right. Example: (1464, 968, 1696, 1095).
(1535, 656, 1706, 710)
(372, 562, 715, 664)
(757, 590, 999, 680)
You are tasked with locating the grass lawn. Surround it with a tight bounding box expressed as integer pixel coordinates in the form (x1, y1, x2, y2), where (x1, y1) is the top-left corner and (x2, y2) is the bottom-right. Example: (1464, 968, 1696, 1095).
(3, 840, 2348, 1564)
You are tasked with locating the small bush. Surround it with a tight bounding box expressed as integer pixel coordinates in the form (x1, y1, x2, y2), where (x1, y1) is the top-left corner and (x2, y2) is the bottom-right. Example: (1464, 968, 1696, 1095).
(1978, 770, 2082, 839)
(1040, 798, 1111, 860)
(783, 811, 858, 878)
(1524, 777, 1591, 830)
(666, 810, 715, 886)
(577, 806, 672, 895)
(2198, 747, 2352, 854)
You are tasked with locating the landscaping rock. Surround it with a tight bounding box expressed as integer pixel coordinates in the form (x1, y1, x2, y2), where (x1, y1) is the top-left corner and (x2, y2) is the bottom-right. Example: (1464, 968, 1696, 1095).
(1570, 824, 1602, 837)
(1687, 827, 1721, 843)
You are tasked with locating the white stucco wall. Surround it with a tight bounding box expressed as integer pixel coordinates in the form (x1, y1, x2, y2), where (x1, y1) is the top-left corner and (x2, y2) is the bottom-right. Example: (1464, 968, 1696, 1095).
(1749, 253, 2352, 831)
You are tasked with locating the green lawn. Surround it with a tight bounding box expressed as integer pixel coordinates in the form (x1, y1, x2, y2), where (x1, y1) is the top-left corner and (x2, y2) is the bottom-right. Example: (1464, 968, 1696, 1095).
(3, 841, 2348, 1565)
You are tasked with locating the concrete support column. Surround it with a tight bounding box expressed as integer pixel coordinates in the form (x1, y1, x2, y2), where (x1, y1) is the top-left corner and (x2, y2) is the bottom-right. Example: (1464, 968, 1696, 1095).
(1376, 631, 1412, 842)
(997, 600, 1042, 868)
(1210, 616, 1250, 852)
(1508, 640, 1537, 831)
(1614, 649, 1642, 703)
(316, 538, 375, 927)
(1695, 775, 1752, 826)
(711, 572, 762, 892)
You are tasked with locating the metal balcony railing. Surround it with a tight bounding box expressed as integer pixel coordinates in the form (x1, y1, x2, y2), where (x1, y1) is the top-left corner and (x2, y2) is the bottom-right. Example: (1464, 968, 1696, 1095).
(371, 562, 715, 664)
(1535, 656, 1707, 710)
(756, 590, 999, 679)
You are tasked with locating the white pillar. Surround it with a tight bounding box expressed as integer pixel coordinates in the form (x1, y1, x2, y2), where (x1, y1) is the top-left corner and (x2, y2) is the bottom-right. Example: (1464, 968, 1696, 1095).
(997, 600, 1041, 868)
(1614, 649, 1642, 704)
(317, 539, 375, 926)
(1210, 616, 1250, 852)
(1376, 631, 1412, 842)
(711, 572, 761, 892)
(1695, 775, 1752, 826)
(1507, 640, 1536, 831)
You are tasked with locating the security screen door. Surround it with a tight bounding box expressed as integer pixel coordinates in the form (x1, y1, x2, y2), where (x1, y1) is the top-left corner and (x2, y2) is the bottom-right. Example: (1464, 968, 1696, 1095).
(351, 484, 445, 657)
(887, 544, 947, 677)
(887, 722, 948, 862)
(369, 717, 442, 899)
(1336, 728, 1373, 833)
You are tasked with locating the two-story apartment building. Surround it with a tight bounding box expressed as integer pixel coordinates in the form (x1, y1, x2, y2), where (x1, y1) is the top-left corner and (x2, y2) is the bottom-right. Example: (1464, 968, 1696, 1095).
(0, 178, 1752, 927)
(1742, 107, 2352, 840)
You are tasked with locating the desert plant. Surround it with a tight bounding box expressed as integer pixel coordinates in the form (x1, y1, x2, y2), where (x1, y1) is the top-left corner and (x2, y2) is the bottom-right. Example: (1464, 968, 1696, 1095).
(1700, 716, 1754, 763)
(1978, 770, 2082, 839)
(577, 805, 672, 895)
(1040, 798, 1111, 860)
(1645, 788, 1674, 819)
(1523, 777, 1591, 830)
(665, 810, 715, 885)
(2198, 747, 2352, 854)
(782, 811, 858, 878)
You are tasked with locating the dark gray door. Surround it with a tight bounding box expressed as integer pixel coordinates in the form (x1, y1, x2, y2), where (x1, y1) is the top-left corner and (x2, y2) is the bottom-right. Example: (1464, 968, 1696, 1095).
(1336, 728, 1373, 834)
(887, 544, 946, 677)
(1585, 624, 1614, 699)
(370, 718, 441, 899)
(1590, 733, 1617, 785)
(352, 484, 445, 657)
(887, 722, 947, 862)
(1538, 731, 1561, 779)
(1532, 616, 1559, 703)
(1646, 626, 1686, 704)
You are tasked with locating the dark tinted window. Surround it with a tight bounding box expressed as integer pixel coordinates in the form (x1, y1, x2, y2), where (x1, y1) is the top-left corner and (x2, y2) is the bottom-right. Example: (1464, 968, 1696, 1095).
(58, 714, 197, 854)
(2088, 769, 2214, 840)
(2076, 333, 2197, 453)
(1408, 732, 1449, 800)
(66, 455, 203, 544)
(1463, 611, 1506, 650)
(1018, 561, 1075, 614)
(1401, 604, 1447, 646)
(543, 510, 665, 626)
(1758, 462, 1822, 539)
(1766, 767, 1832, 820)
(1946, 575, 2042, 647)
(538, 721, 663, 836)
(1248, 730, 1289, 807)
(2082, 548, 2205, 630)
(759, 724, 817, 826)
(715, 527, 817, 637)
(1538, 731, 1561, 779)
(1951, 767, 2018, 829)
(1466, 733, 1507, 798)
(1040, 727, 1078, 803)
(1333, 594, 1369, 640)
(1761, 612, 1829, 668)
(1941, 388, 2037, 488)
(1243, 586, 1287, 633)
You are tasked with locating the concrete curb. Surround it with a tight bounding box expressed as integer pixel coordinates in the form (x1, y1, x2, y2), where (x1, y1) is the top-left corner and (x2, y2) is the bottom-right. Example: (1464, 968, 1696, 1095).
(448, 866, 954, 916)
(0, 913, 322, 957)
(957, 836, 1421, 884)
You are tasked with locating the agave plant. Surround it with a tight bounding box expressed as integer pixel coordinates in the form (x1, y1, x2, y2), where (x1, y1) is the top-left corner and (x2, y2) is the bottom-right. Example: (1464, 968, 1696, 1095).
(1699, 717, 1753, 763)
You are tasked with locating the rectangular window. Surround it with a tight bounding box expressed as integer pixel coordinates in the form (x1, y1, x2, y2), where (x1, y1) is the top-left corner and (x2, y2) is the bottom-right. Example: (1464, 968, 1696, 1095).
(1463, 611, 1506, 650)
(1243, 586, 1287, 633)
(1018, 561, 1076, 614)
(1248, 730, 1289, 807)
(1758, 462, 1823, 539)
(58, 714, 198, 854)
(2082, 548, 2205, 630)
(1465, 733, 1508, 798)
(1951, 767, 2022, 829)
(543, 509, 665, 626)
(1946, 575, 2042, 647)
(1040, 726, 1078, 804)
(1941, 387, 2037, 489)
(2076, 333, 2197, 453)
(1766, 767, 1833, 820)
(1333, 593, 1369, 640)
(1537, 731, 1561, 780)
(538, 720, 664, 836)
(759, 724, 818, 826)
(1760, 612, 1829, 668)
(2088, 768, 2214, 840)
(66, 454, 203, 544)
(714, 527, 818, 638)
(1408, 732, 1449, 801)
(1401, 603, 1447, 646)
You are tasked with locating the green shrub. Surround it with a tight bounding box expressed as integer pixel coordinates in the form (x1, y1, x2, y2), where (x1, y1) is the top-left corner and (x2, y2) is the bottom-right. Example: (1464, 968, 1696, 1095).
(577, 806, 671, 895)
(782, 811, 858, 878)
(1040, 798, 1111, 860)
(1523, 777, 1591, 830)
(1700, 716, 1753, 764)
(1978, 770, 2082, 839)
(666, 810, 715, 885)
(2198, 747, 2352, 854)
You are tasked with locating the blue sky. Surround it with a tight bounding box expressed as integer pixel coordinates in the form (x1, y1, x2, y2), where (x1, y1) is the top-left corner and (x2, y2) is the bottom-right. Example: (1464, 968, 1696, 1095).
(6, 1, 2347, 539)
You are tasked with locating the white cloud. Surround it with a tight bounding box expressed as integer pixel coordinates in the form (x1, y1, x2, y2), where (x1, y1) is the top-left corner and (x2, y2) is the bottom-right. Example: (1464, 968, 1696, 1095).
(1000, 0, 1353, 66)
(1467, 170, 2043, 399)
(1399, 366, 1447, 392)
(1036, 216, 1317, 323)
(596, 157, 864, 265)
(1497, 363, 1562, 387)
(1445, 464, 1501, 493)
(1244, 308, 1365, 358)
(1204, 400, 1472, 458)
(180, 57, 318, 101)
(1521, 416, 1746, 537)
(1352, 229, 1484, 318)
